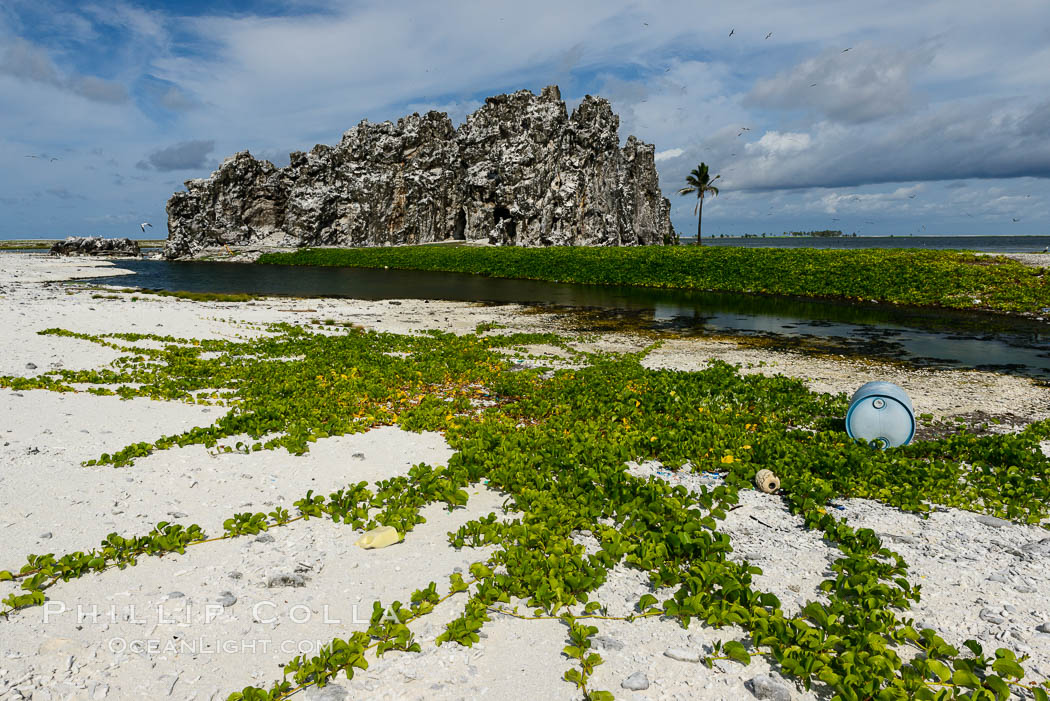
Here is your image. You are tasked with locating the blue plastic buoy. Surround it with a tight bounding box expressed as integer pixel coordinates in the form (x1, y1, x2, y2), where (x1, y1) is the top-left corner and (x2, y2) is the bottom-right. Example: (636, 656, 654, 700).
(845, 381, 915, 448)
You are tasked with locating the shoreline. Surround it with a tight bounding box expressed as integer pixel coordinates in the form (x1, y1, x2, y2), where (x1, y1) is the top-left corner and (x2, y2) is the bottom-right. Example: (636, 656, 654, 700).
(1, 253, 1048, 700)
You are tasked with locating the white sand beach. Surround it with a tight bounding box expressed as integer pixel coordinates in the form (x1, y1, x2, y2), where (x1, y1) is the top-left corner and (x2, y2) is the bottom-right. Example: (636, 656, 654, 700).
(1, 253, 1048, 701)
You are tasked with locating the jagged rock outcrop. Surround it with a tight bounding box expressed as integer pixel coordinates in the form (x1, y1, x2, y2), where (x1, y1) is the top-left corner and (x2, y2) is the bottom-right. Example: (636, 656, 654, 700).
(164, 85, 673, 259)
(49, 236, 141, 257)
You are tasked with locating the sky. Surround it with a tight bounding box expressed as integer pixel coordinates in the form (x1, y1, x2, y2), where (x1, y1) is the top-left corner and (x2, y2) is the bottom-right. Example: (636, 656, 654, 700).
(2, 0, 1049, 240)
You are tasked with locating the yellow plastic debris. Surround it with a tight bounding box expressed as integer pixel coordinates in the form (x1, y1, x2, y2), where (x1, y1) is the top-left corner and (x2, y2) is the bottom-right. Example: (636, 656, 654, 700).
(754, 469, 781, 494)
(355, 526, 402, 549)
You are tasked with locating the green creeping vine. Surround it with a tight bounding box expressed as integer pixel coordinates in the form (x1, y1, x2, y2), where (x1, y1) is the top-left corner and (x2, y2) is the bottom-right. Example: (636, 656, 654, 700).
(562, 616, 614, 701)
(0, 468, 469, 616)
(2, 323, 1049, 700)
(0, 522, 204, 611)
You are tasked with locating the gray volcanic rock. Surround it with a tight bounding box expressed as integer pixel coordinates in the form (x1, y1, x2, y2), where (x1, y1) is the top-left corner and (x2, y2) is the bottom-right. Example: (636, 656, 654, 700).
(49, 236, 141, 257)
(164, 85, 673, 259)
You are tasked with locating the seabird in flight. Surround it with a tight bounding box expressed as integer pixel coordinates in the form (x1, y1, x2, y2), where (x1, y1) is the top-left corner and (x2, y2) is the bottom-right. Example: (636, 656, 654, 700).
(140, 222, 153, 232)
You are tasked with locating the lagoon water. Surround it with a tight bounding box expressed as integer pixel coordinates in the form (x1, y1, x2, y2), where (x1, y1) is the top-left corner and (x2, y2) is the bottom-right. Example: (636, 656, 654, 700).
(80, 257, 1050, 379)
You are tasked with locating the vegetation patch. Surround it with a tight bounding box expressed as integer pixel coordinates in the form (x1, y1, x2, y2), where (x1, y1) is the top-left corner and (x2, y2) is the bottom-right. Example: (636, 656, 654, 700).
(2, 323, 1049, 700)
(259, 246, 1050, 314)
(99, 287, 265, 302)
(75, 284, 272, 302)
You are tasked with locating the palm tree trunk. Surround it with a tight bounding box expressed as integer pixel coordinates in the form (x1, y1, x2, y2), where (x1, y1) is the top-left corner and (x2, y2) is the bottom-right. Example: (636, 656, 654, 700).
(696, 195, 703, 246)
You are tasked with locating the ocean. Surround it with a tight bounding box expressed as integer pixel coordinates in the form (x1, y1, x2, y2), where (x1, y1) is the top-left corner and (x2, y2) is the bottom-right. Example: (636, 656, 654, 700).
(684, 235, 1050, 252)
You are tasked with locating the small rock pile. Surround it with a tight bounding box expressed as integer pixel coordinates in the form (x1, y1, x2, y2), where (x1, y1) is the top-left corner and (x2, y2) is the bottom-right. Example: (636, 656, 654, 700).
(49, 237, 141, 257)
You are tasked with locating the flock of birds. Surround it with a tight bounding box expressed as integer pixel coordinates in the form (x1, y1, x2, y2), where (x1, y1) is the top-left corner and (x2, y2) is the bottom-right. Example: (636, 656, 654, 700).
(23, 154, 154, 234)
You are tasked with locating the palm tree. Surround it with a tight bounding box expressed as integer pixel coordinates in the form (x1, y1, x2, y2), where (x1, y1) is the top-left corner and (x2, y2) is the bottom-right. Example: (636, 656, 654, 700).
(679, 163, 720, 246)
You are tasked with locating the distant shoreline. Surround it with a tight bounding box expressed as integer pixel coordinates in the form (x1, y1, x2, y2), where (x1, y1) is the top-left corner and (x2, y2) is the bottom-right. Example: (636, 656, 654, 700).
(702, 233, 1049, 239)
(0, 239, 166, 250)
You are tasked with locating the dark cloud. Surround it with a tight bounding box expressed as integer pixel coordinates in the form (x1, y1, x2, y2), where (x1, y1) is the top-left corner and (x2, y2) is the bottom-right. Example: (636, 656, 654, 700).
(558, 43, 585, 73)
(724, 98, 1050, 191)
(159, 86, 198, 111)
(139, 140, 215, 171)
(0, 38, 60, 84)
(71, 75, 127, 103)
(744, 42, 933, 124)
(945, 181, 969, 189)
(0, 38, 127, 103)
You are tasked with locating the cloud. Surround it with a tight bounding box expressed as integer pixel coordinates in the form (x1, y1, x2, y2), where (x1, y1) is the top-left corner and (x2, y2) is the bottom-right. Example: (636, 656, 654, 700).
(654, 147, 683, 162)
(158, 85, 197, 111)
(133, 74, 200, 115)
(46, 187, 84, 200)
(3, 0, 1050, 238)
(557, 43, 585, 74)
(72, 74, 128, 103)
(81, 2, 166, 43)
(721, 97, 1050, 192)
(0, 37, 127, 103)
(746, 131, 812, 156)
(0, 37, 60, 83)
(816, 184, 925, 214)
(745, 42, 933, 124)
(138, 140, 214, 171)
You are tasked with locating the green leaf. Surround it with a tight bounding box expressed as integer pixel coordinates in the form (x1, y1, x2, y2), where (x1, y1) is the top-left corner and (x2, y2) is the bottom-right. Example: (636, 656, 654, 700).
(983, 675, 1010, 700)
(951, 667, 981, 689)
(722, 641, 751, 665)
(990, 656, 1024, 680)
(926, 659, 952, 682)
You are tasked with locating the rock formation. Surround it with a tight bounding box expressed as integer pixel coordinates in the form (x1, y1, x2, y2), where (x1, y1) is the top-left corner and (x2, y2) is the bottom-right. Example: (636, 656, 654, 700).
(164, 85, 674, 259)
(49, 236, 141, 257)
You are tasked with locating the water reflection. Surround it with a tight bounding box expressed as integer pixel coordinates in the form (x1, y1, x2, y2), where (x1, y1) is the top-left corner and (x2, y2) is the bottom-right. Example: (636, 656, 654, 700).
(78, 259, 1050, 378)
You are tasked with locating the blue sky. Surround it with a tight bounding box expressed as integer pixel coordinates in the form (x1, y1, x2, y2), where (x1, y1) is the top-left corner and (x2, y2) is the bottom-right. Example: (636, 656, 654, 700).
(2, 0, 1049, 239)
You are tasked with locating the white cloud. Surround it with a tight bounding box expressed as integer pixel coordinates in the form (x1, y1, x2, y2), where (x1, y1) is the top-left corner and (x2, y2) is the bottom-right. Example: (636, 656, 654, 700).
(745, 41, 933, 123)
(654, 148, 683, 162)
